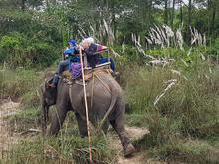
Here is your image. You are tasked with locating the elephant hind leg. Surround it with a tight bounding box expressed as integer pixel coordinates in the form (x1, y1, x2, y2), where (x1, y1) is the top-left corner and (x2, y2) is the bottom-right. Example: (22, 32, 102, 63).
(110, 98, 135, 156)
(110, 119, 129, 147)
(110, 118, 135, 157)
(75, 113, 88, 138)
(48, 106, 68, 136)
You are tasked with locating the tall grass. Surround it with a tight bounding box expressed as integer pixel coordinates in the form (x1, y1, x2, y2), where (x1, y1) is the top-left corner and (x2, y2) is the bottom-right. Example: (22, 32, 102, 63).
(122, 65, 175, 114)
(0, 69, 42, 102)
(121, 58, 219, 162)
(7, 106, 116, 163)
(9, 131, 115, 164)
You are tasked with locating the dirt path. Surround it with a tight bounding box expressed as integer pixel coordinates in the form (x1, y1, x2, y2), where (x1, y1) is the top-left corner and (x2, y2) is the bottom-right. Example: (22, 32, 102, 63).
(109, 125, 148, 164)
(111, 126, 166, 164)
(0, 99, 20, 159)
(117, 126, 149, 164)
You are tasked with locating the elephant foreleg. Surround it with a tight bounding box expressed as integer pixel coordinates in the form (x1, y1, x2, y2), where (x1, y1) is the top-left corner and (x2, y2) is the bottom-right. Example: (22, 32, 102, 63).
(48, 105, 68, 136)
(42, 100, 49, 136)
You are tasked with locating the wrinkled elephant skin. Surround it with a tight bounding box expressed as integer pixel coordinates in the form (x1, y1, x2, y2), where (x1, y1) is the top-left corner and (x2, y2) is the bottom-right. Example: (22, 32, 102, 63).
(41, 71, 135, 156)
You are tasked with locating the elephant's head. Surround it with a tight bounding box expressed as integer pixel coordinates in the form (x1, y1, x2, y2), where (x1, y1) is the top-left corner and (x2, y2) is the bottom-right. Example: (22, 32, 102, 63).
(41, 71, 57, 136)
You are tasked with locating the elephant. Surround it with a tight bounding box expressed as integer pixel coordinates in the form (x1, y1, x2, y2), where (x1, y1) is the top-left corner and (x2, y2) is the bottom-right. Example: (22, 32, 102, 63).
(41, 70, 135, 156)
(41, 71, 57, 134)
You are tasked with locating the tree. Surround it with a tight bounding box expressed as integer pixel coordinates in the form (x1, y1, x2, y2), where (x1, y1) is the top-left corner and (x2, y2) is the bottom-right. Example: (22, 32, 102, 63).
(0, 0, 43, 10)
(187, 0, 192, 42)
(179, 0, 183, 24)
(210, 0, 217, 36)
(164, 0, 168, 24)
(171, 0, 176, 28)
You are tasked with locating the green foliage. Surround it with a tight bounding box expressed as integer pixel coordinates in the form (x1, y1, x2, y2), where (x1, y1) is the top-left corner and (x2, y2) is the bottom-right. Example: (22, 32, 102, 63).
(0, 8, 65, 68)
(0, 0, 219, 68)
(0, 0, 218, 163)
(0, 31, 61, 68)
(213, 38, 219, 56)
(1, 45, 218, 163)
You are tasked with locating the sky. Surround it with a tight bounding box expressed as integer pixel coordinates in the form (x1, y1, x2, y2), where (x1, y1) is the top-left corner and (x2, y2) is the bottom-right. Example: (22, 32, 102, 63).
(156, 0, 206, 9)
(183, 0, 189, 5)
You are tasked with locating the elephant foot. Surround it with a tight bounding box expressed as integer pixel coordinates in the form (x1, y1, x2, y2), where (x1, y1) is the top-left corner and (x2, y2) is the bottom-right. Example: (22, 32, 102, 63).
(124, 143, 135, 157)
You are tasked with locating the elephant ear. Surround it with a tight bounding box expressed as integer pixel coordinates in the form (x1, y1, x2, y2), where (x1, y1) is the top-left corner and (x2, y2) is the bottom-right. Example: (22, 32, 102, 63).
(45, 77, 54, 88)
(44, 71, 56, 89)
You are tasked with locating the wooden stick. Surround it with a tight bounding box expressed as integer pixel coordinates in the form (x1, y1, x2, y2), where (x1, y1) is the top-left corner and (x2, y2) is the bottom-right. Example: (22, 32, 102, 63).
(79, 48, 92, 164)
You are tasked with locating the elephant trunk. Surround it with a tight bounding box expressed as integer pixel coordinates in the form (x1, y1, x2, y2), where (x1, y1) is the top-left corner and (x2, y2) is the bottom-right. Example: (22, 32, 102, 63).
(42, 100, 49, 137)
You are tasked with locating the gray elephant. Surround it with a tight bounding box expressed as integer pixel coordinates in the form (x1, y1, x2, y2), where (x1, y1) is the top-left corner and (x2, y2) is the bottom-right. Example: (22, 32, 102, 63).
(41, 71, 135, 156)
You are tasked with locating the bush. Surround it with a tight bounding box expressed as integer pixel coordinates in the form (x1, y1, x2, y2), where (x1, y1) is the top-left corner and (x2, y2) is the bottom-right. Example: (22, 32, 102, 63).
(0, 32, 61, 69)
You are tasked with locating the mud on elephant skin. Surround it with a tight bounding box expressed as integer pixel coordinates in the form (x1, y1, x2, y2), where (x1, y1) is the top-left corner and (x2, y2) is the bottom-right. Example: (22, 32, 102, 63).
(41, 71, 135, 157)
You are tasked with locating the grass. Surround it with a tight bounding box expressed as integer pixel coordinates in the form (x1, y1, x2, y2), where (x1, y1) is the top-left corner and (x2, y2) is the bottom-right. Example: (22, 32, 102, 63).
(7, 109, 116, 164)
(148, 138, 219, 163)
(1, 47, 219, 163)
(8, 107, 41, 133)
(0, 68, 42, 101)
(121, 58, 219, 163)
(125, 114, 147, 127)
(8, 132, 116, 164)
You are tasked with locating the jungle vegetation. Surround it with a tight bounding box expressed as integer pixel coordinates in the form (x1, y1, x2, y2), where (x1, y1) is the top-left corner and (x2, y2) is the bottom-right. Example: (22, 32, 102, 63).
(0, 0, 219, 163)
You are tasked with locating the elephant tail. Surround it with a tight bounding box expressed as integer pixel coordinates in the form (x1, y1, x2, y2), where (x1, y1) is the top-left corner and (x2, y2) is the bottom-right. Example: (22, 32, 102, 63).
(100, 85, 118, 127)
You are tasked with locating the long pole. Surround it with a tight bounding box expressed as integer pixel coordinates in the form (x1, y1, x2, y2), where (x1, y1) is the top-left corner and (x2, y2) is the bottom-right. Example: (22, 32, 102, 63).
(79, 48, 92, 164)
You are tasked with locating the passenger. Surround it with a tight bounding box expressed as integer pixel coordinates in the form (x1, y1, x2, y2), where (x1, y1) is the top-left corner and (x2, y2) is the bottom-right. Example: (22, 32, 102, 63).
(79, 35, 92, 47)
(66, 41, 72, 50)
(99, 56, 116, 71)
(68, 40, 80, 71)
(49, 40, 77, 87)
(81, 38, 116, 71)
(82, 35, 89, 40)
(63, 41, 73, 60)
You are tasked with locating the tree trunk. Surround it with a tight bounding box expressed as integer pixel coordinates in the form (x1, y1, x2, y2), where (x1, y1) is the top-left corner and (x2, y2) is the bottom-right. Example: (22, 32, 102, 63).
(111, 0, 117, 44)
(207, 0, 211, 37)
(46, 0, 50, 10)
(21, 0, 25, 10)
(164, 0, 168, 24)
(171, 0, 176, 28)
(180, 0, 183, 24)
(211, 0, 216, 35)
(187, 0, 192, 43)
